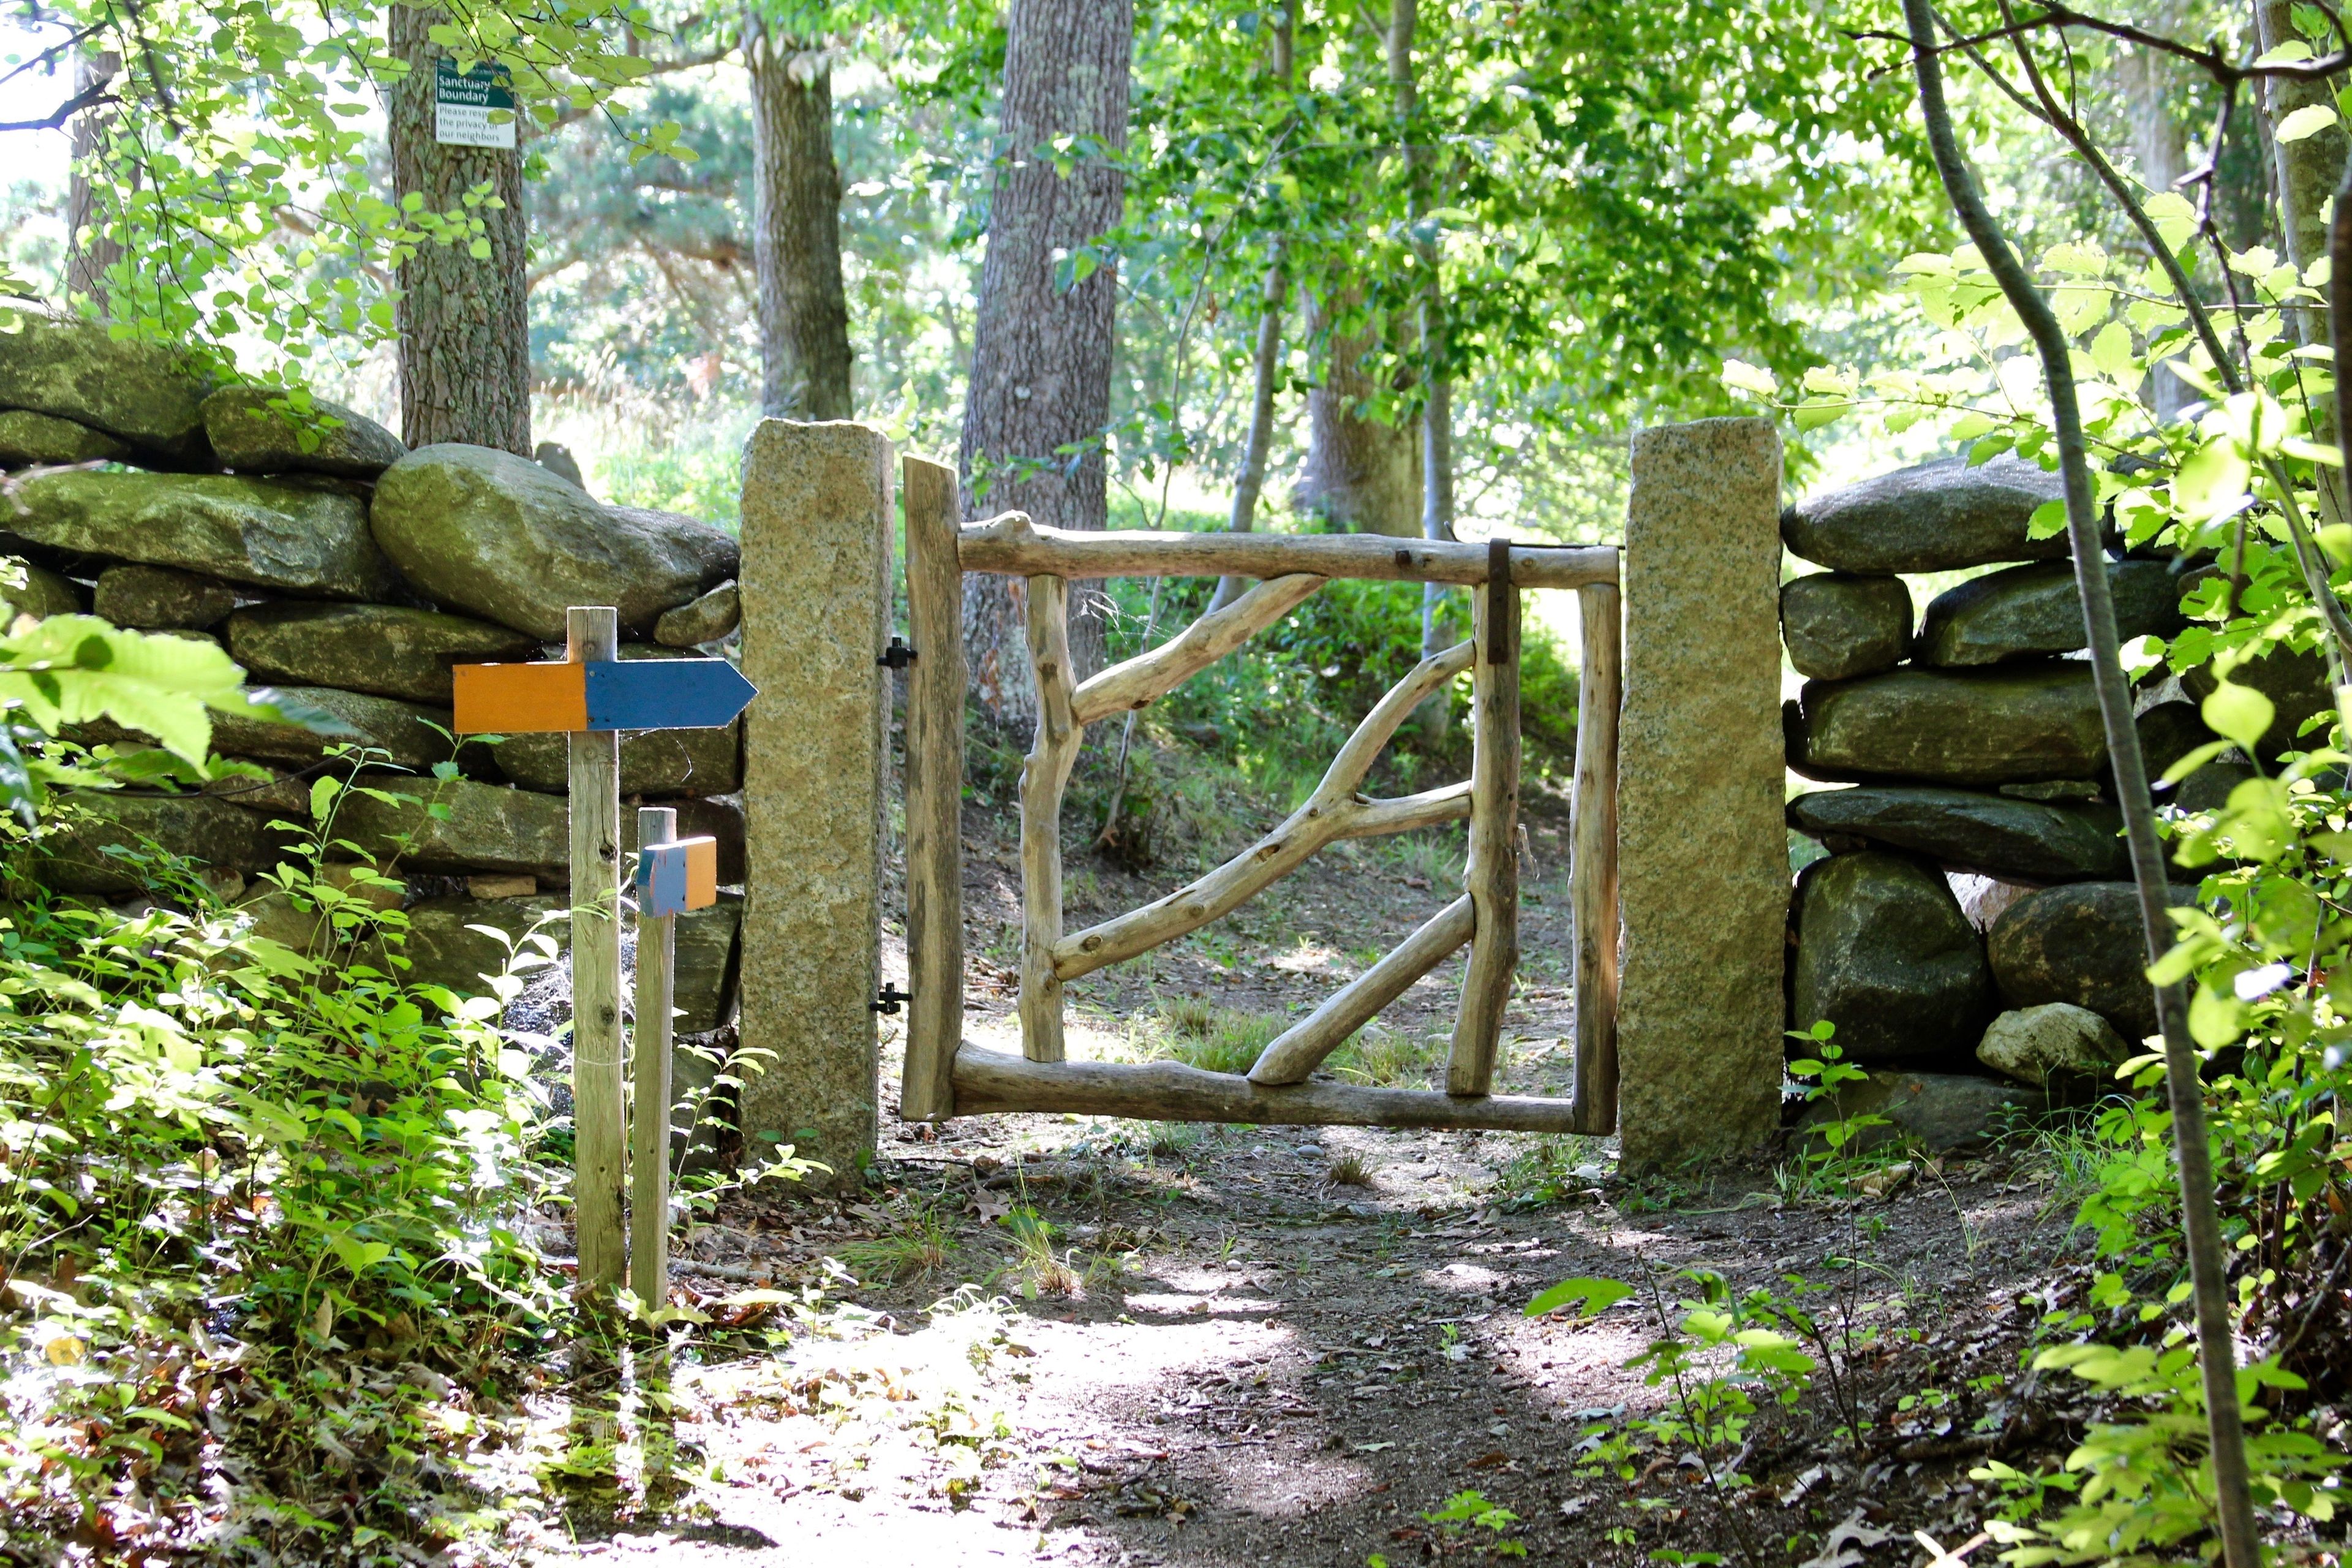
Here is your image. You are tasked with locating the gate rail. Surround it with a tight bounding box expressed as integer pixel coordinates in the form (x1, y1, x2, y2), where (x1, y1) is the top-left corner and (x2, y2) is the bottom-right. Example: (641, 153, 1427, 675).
(897, 454, 1621, 1134)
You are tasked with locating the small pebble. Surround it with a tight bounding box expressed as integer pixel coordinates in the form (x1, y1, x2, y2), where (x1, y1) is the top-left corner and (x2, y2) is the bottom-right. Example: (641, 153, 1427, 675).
(1295, 1142, 1325, 1159)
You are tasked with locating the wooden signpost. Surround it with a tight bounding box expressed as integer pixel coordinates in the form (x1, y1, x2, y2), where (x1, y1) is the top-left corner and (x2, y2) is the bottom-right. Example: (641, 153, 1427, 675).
(454, 614, 753, 1310)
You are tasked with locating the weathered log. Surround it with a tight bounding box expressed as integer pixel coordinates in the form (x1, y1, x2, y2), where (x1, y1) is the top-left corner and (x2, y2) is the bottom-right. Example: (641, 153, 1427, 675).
(1247, 895, 1474, 1085)
(958, 513, 1619, 589)
(1071, 573, 1323, 725)
(900, 455, 965, 1119)
(628, 805, 677, 1306)
(1019, 575, 1080, 1062)
(1572, 581, 1622, 1134)
(1052, 641, 1477, 981)
(568, 605, 626, 1302)
(1449, 559, 1521, 1096)
(952, 1046, 1583, 1131)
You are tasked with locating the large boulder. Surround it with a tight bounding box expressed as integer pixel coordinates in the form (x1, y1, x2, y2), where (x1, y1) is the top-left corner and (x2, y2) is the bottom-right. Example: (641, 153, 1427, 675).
(1783, 455, 2069, 574)
(1791, 665, 2106, 785)
(2181, 644, 2334, 758)
(333, 777, 570, 881)
(0, 314, 215, 464)
(1988, 881, 2194, 1042)
(370, 445, 737, 638)
(1788, 785, 2126, 881)
(494, 721, 739, 797)
(0, 558, 83, 620)
(1781, 572, 1911, 680)
(92, 564, 241, 630)
(1795, 1069, 2048, 1153)
(200, 386, 406, 480)
(1917, 560, 2185, 667)
(1976, 1003, 2132, 1091)
(224, 601, 540, 706)
(655, 580, 741, 648)
(35, 790, 274, 893)
(1790, 850, 1995, 1066)
(2, 472, 400, 599)
(674, 892, 743, 1031)
(0, 408, 130, 467)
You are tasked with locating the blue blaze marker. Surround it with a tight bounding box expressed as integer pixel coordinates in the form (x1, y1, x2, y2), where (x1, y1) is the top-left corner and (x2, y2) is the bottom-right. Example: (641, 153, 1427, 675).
(584, 658, 757, 731)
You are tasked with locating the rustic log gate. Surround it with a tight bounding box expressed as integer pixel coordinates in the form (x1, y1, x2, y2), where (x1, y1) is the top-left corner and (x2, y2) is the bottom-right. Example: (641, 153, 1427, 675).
(894, 454, 1623, 1135)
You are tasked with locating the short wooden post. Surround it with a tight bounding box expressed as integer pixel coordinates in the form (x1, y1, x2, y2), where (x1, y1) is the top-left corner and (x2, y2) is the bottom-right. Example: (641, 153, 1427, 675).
(629, 805, 677, 1306)
(901, 456, 965, 1120)
(1447, 544, 1521, 1097)
(1019, 574, 1079, 1063)
(567, 605, 626, 1301)
(1570, 581, 1621, 1136)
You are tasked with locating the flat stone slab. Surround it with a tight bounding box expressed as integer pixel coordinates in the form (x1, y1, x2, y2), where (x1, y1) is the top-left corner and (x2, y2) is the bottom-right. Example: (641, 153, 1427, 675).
(92, 564, 241, 630)
(1917, 559, 2185, 667)
(1795, 1069, 2048, 1153)
(1787, 784, 2125, 881)
(4, 471, 399, 599)
(1790, 850, 1994, 1067)
(1781, 571, 1911, 680)
(0, 314, 215, 464)
(1784, 455, 2070, 574)
(36, 790, 274, 893)
(1792, 665, 2106, 785)
(0, 408, 130, 467)
(201, 386, 407, 480)
(224, 601, 540, 706)
(335, 777, 571, 882)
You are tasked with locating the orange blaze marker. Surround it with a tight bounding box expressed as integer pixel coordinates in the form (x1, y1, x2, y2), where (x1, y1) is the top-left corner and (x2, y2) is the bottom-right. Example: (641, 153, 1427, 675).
(452, 662, 587, 734)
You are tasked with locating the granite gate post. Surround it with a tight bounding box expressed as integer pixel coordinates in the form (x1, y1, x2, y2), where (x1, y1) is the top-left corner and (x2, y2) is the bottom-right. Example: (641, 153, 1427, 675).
(737, 420, 893, 1184)
(1616, 418, 1787, 1170)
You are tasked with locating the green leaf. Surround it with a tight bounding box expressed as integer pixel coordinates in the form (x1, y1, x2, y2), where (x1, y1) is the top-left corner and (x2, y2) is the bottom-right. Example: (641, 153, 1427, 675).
(1720, 358, 1777, 399)
(2276, 104, 2340, 143)
(2201, 681, 2275, 754)
(1525, 1276, 1634, 1319)
(2087, 321, 2136, 380)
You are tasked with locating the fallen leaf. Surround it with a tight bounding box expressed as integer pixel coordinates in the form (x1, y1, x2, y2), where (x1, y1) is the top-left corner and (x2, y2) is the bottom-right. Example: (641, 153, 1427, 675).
(1355, 1441, 1395, 1453)
(1468, 1449, 1510, 1470)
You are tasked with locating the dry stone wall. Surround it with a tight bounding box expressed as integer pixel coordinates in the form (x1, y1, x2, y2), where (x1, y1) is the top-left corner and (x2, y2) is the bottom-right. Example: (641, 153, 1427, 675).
(1779, 454, 2270, 1142)
(1, 315, 749, 1028)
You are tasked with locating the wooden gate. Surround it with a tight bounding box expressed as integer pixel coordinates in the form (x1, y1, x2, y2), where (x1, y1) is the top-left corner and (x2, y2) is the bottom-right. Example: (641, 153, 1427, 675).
(894, 456, 1622, 1135)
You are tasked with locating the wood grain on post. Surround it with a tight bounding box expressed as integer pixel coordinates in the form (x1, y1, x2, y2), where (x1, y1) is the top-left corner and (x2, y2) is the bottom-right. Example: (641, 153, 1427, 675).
(952, 1045, 1583, 1132)
(900, 456, 966, 1120)
(628, 805, 677, 1306)
(1053, 642, 1476, 981)
(1248, 895, 1474, 1085)
(1019, 575, 1080, 1062)
(1447, 556, 1521, 1097)
(957, 514, 1619, 590)
(567, 605, 626, 1302)
(1571, 581, 1623, 1136)
(1069, 574, 1324, 725)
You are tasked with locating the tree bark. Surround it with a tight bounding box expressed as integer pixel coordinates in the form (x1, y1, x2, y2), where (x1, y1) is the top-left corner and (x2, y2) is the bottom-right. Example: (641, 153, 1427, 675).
(64, 48, 122, 307)
(2119, 39, 2192, 422)
(1209, 10, 1296, 614)
(1294, 284, 1420, 537)
(1390, 0, 1457, 738)
(2252, 1, 2349, 526)
(958, 0, 1134, 723)
(746, 14, 853, 420)
(388, 6, 532, 454)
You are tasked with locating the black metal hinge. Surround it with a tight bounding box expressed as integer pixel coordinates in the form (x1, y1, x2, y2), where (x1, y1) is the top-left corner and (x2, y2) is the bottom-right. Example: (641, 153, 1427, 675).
(872, 984, 912, 1016)
(878, 637, 917, 670)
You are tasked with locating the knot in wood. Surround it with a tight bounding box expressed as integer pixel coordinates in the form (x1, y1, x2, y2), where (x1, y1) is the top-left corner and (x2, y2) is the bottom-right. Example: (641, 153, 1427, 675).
(1082, 935, 1103, 952)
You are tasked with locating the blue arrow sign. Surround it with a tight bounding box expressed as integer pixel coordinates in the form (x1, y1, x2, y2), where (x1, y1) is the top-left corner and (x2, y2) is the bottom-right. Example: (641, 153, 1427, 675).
(582, 658, 756, 731)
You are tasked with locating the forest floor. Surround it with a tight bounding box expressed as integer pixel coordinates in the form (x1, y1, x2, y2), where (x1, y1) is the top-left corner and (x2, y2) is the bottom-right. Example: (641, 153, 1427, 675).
(502, 755, 2089, 1568)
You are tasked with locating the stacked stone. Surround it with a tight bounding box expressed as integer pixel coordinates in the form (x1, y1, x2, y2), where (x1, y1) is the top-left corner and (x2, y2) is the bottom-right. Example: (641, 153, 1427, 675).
(1779, 455, 2249, 1142)
(0, 314, 748, 1027)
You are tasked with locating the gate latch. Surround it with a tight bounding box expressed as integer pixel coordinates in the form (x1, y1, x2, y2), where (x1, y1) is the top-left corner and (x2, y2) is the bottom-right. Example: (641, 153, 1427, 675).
(872, 983, 912, 1016)
(878, 638, 917, 670)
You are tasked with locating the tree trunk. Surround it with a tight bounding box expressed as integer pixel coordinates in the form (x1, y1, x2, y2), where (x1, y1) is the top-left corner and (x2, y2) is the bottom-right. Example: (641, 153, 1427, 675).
(746, 14, 853, 420)
(1294, 284, 1420, 537)
(388, 6, 532, 454)
(2253, 0, 2348, 525)
(958, 0, 1134, 723)
(1392, 0, 1457, 741)
(1208, 9, 1296, 614)
(64, 48, 122, 307)
(2119, 40, 2190, 422)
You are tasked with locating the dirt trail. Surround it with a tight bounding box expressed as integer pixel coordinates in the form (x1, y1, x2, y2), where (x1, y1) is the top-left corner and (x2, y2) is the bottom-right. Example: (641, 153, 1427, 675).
(514, 780, 2081, 1566)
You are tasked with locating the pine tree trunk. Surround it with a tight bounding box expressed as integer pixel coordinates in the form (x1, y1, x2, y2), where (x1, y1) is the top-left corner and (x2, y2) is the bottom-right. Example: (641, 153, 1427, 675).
(1294, 284, 1420, 537)
(2253, 0, 2348, 526)
(64, 48, 122, 307)
(959, 0, 1133, 723)
(747, 15, 853, 421)
(2119, 40, 2190, 422)
(388, 6, 532, 454)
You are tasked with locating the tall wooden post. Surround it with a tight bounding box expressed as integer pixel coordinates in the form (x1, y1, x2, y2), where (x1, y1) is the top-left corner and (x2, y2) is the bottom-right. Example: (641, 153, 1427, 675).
(1570, 581, 1621, 1134)
(1447, 542, 1521, 1097)
(567, 606, 626, 1299)
(900, 455, 966, 1120)
(630, 805, 677, 1305)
